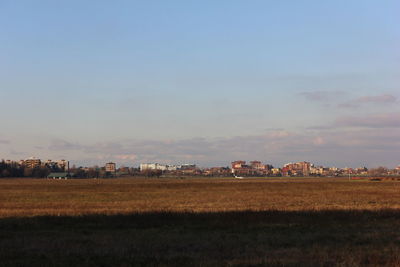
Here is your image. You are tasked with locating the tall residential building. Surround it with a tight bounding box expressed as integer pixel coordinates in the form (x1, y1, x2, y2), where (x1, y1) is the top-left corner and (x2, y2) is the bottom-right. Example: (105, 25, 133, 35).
(282, 161, 311, 176)
(24, 157, 41, 169)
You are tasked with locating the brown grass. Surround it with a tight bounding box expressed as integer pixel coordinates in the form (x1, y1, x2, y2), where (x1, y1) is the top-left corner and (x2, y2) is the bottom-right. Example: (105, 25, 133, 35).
(0, 177, 399, 217)
(1, 177, 400, 266)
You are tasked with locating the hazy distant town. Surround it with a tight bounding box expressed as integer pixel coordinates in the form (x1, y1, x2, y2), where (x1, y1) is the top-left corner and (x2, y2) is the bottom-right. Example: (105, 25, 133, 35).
(1, 157, 399, 179)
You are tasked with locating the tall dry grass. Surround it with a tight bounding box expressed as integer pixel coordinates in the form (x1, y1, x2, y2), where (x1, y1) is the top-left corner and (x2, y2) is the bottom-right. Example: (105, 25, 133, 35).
(0, 177, 399, 217)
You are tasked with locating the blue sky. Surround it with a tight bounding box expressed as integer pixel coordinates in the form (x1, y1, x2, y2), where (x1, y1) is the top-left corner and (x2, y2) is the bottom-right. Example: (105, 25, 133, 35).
(1, 1, 399, 168)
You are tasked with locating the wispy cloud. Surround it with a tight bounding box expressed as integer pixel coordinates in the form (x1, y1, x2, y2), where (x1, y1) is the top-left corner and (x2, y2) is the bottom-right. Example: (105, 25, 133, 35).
(45, 131, 313, 166)
(300, 92, 398, 109)
(10, 149, 24, 156)
(49, 139, 85, 151)
(0, 139, 10, 145)
(42, 126, 400, 168)
(357, 94, 397, 103)
(335, 112, 400, 128)
(299, 90, 345, 102)
(339, 94, 398, 108)
(305, 125, 334, 130)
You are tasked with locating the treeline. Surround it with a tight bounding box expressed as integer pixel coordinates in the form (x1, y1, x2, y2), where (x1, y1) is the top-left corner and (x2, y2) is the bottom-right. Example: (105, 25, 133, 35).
(0, 161, 137, 178)
(0, 161, 63, 178)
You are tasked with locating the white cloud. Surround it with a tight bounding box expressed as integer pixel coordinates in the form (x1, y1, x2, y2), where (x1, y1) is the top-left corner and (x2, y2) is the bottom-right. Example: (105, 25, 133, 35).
(40, 125, 400, 168)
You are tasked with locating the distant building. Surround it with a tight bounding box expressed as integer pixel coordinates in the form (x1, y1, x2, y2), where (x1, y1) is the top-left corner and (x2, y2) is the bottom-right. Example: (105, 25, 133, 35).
(178, 164, 196, 170)
(231, 161, 246, 170)
(250, 161, 265, 170)
(105, 162, 116, 173)
(354, 167, 368, 175)
(23, 157, 41, 169)
(57, 160, 68, 171)
(271, 168, 281, 175)
(140, 163, 167, 171)
(43, 159, 69, 171)
(166, 165, 177, 171)
(283, 162, 311, 176)
(139, 163, 195, 172)
(231, 160, 272, 176)
(342, 168, 354, 175)
(203, 167, 231, 176)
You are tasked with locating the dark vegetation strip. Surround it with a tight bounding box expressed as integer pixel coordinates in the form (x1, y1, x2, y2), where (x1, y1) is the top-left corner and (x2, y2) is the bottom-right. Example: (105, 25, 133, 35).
(1, 210, 400, 266)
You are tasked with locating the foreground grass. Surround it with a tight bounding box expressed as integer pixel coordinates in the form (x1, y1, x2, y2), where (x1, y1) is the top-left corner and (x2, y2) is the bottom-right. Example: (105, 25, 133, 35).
(1, 210, 400, 266)
(1, 178, 400, 266)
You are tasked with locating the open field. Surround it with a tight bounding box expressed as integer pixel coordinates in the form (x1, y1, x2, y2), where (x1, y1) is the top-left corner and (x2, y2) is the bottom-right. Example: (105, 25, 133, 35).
(1, 177, 400, 217)
(1, 177, 400, 266)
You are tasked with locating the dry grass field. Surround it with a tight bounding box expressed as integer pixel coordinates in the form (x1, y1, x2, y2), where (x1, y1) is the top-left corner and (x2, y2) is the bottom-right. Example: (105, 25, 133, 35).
(1, 177, 400, 266)
(1, 177, 400, 217)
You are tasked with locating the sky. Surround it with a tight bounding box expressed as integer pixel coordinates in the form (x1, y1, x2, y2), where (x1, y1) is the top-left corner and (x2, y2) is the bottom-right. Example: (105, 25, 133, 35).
(1, 1, 399, 168)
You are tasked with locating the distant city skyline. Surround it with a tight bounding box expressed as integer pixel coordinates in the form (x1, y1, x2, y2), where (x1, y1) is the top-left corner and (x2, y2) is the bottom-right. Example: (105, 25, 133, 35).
(1, 1, 399, 168)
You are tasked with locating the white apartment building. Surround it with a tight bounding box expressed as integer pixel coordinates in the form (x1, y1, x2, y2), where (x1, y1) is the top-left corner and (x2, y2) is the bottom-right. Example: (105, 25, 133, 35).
(139, 163, 179, 171)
